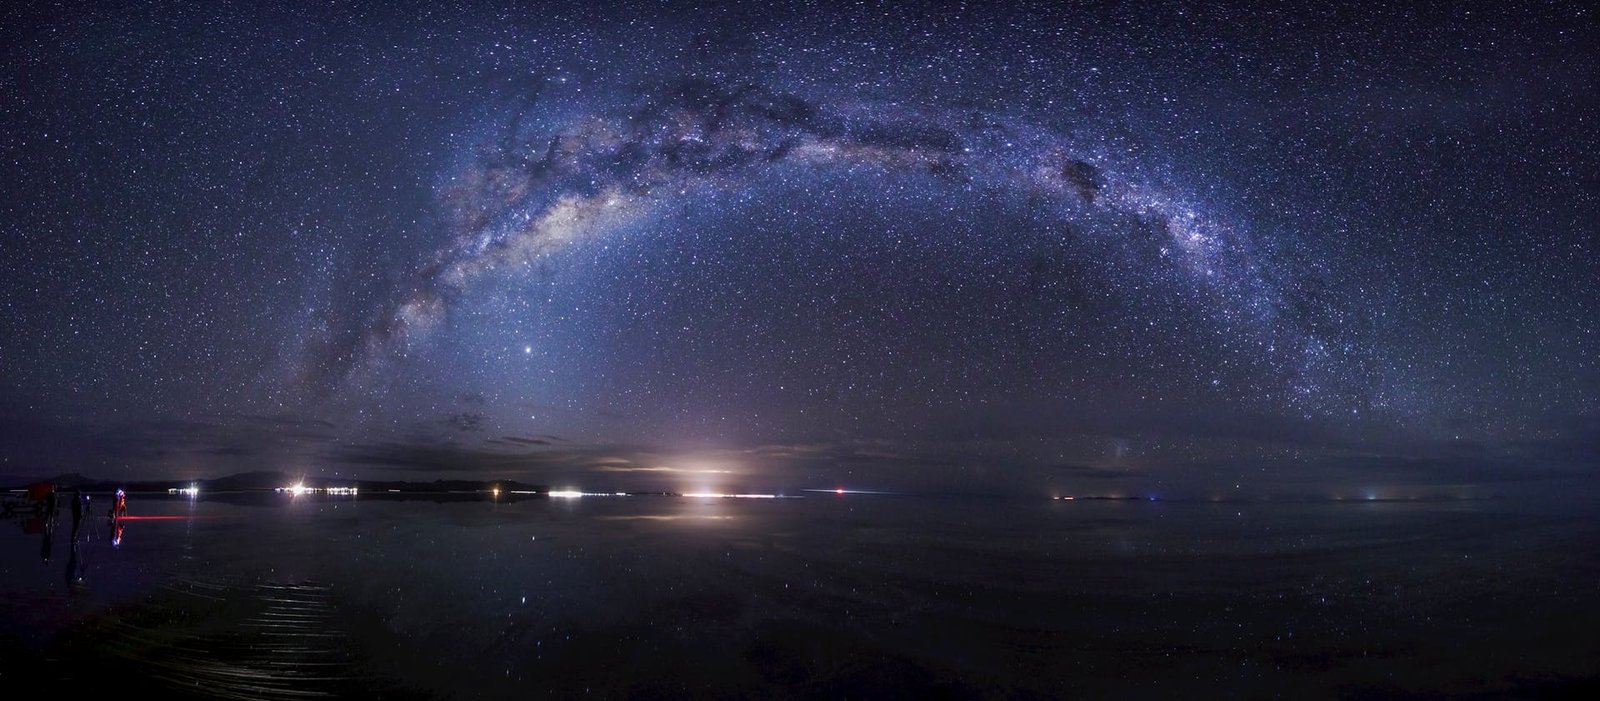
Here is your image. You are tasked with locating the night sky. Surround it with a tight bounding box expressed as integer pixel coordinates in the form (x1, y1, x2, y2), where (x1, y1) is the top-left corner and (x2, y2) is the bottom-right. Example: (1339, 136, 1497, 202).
(2, 0, 1596, 495)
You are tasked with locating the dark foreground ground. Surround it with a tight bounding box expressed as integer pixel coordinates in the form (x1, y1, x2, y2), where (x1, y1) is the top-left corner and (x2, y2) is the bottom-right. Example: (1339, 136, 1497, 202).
(2, 490, 1597, 699)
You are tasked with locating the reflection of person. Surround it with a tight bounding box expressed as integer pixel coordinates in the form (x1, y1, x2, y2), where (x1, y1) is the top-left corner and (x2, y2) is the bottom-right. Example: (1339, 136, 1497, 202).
(66, 539, 84, 587)
(70, 490, 84, 537)
(111, 521, 125, 548)
(40, 519, 53, 564)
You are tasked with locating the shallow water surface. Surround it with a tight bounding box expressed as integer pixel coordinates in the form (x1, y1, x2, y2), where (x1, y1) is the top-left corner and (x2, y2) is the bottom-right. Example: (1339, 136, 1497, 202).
(2, 493, 1597, 698)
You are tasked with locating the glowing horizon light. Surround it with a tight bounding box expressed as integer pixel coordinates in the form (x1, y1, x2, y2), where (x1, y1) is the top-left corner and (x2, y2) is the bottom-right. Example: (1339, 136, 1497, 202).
(682, 492, 780, 499)
(803, 488, 892, 496)
(548, 490, 584, 498)
(289, 483, 308, 496)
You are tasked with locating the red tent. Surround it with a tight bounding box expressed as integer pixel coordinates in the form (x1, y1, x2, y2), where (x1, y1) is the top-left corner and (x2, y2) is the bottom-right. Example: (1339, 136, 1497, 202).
(25, 482, 55, 502)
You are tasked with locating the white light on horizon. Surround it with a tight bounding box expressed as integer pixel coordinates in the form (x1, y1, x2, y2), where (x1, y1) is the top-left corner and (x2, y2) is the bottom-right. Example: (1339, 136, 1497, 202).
(682, 492, 779, 499)
(801, 488, 893, 495)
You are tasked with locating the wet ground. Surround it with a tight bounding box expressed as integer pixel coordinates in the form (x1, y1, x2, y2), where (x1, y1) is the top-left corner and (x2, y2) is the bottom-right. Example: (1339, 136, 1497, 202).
(2, 492, 1598, 698)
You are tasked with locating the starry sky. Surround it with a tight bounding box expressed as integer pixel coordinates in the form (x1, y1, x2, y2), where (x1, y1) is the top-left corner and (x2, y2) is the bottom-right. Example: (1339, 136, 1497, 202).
(2, 0, 1596, 495)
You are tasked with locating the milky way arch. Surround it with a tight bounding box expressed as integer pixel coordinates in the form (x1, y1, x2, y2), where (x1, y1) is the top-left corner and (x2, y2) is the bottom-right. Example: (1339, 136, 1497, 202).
(306, 78, 1316, 401)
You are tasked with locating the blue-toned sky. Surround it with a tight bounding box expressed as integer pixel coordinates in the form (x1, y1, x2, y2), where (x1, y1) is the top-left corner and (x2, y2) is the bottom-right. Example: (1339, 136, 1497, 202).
(2, 0, 1596, 496)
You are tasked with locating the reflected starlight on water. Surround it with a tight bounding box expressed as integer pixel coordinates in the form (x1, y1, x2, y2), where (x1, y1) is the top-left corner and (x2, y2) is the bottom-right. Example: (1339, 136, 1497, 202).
(2, 492, 1595, 698)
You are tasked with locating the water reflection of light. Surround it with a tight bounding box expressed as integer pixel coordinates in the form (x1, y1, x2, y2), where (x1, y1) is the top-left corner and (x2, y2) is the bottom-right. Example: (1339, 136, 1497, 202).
(597, 515, 736, 522)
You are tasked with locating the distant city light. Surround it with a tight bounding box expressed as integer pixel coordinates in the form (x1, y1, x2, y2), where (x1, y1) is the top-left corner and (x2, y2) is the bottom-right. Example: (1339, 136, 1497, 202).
(273, 483, 358, 496)
(540, 489, 795, 499)
(802, 488, 891, 496)
(546, 490, 641, 498)
(682, 492, 780, 499)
